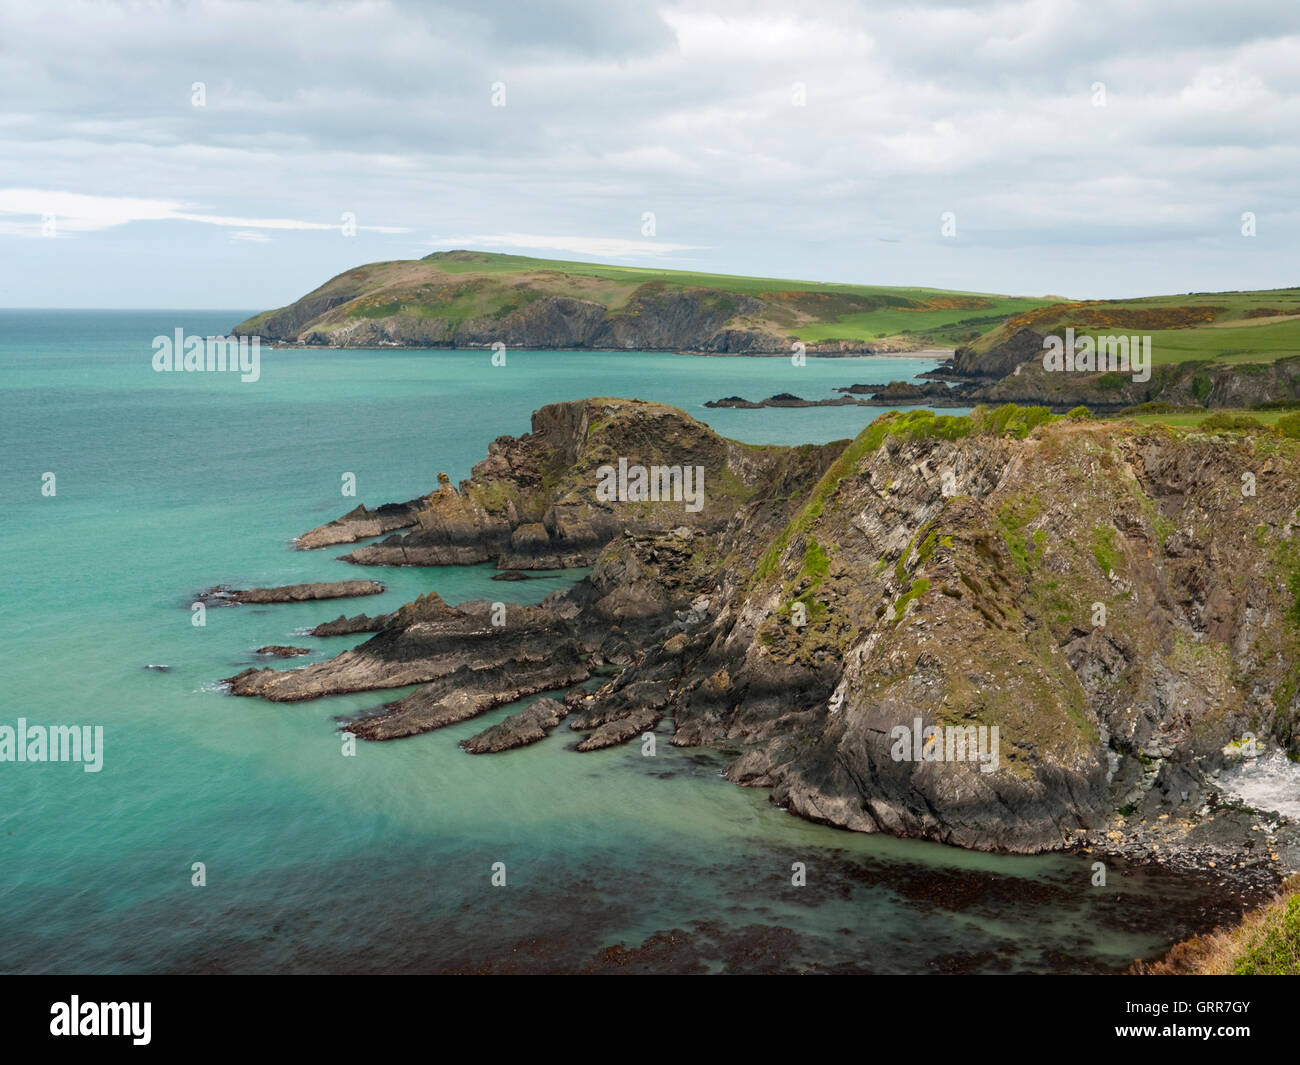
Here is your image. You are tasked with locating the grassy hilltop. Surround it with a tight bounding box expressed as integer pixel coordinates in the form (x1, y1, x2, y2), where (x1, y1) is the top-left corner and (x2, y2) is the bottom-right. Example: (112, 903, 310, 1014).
(233, 250, 1055, 352)
(234, 252, 1300, 407)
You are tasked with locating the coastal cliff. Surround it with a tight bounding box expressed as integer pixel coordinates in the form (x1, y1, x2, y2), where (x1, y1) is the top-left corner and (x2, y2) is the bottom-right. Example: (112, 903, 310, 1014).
(231, 250, 1049, 354)
(223, 399, 1300, 872)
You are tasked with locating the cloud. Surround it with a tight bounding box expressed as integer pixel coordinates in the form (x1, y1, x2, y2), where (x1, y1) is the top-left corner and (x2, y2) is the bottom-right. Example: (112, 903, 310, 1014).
(427, 233, 708, 257)
(0, 189, 410, 236)
(0, 0, 1298, 304)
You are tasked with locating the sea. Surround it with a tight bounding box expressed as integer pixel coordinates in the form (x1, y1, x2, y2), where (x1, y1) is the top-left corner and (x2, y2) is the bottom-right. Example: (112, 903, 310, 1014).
(0, 309, 1242, 973)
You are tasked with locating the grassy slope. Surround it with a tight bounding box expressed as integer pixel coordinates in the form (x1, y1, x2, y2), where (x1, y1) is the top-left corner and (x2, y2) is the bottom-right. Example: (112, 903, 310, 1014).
(968, 288, 1300, 367)
(238, 250, 1057, 347)
(1123, 409, 1293, 427)
(1141, 876, 1300, 974)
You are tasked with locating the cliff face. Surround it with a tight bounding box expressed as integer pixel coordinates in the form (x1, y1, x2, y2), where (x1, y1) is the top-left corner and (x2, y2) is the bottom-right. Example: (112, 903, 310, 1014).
(688, 414, 1300, 851)
(948, 329, 1300, 411)
(231, 251, 1049, 354)
(340, 397, 795, 568)
(227, 401, 1300, 862)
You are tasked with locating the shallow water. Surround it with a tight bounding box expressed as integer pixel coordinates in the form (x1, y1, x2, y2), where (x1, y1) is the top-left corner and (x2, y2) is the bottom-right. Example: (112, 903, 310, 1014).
(0, 310, 1235, 973)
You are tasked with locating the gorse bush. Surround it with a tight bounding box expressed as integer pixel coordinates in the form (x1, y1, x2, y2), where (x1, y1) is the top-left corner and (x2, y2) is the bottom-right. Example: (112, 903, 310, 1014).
(1200, 411, 1263, 432)
(1276, 412, 1300, 439)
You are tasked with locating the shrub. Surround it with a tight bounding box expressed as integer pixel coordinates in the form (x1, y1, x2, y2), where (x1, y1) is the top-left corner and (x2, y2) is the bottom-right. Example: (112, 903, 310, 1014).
(1200, 411, 1263, 432)
(1277, 412, 1300, 439)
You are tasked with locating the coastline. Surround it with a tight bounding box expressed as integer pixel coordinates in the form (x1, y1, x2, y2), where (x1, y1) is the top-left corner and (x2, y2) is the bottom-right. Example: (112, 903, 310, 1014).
(242, 338, 956, 359)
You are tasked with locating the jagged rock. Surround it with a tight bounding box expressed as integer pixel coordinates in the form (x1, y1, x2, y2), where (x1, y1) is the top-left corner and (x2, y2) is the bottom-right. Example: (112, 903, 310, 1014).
(336, 398, 787, 568)
(462, 697, 569, 753)
(254, 645, 311, 657)
(574, 706, 663, 751)
(310, 612, 392, 636)
(295, 500, 424, 549)
(348, 650, 591, 740)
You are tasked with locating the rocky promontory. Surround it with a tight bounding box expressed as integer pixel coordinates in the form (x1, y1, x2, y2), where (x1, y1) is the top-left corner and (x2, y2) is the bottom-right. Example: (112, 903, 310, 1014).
(218, 398, 1300, 878)
(336, 398, 789, 569)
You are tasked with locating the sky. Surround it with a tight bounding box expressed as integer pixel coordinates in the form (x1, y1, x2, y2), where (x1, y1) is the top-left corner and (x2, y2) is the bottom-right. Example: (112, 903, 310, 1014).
(1, 0, 1297, 309)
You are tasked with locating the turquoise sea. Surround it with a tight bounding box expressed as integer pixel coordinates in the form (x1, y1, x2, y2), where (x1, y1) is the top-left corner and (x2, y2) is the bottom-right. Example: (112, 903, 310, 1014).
(0, 310, 1235, 973)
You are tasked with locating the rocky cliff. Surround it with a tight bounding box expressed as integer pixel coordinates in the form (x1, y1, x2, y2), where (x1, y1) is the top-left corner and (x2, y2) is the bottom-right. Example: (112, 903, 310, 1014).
(946, 328, 1300, 412)
(231, 251, 1048, 354)
(223, 399, 1300, 871)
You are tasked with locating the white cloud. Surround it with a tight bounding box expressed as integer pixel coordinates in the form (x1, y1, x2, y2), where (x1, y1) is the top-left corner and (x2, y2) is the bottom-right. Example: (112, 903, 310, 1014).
(1, 0, 1298, 304)
(0, 189, 410, 236)
(427, 233, 708, 257)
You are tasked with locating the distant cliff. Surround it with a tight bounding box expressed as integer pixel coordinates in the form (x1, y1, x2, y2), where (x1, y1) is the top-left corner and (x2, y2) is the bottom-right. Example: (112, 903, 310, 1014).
(231, 250, 1050, 354)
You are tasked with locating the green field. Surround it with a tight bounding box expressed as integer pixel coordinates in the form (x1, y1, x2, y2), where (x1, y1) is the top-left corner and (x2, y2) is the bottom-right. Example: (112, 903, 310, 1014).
(969, 287, 1300, 366)
(1140, 319, 1300, 365)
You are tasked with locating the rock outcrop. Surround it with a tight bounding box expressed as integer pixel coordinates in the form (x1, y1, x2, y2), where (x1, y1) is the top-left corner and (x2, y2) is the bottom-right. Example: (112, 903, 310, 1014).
(942, 328, 1300, 412)
(309, 612, 392, 636)
(222, 400, 1300, 869)
(462, 697, 570, 753)
(200, 580, 384, 604)
(296, 500, 425, 549)
(335, 398, 789, 569)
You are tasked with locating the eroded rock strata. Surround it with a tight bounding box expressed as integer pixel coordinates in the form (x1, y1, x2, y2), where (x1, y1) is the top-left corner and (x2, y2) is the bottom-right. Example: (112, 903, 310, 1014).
(222, 398, 1300, 869)
(462, 696, 570, 754)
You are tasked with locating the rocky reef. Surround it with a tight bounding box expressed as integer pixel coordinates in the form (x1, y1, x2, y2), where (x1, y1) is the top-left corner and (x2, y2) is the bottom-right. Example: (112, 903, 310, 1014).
(218, 398, 1300, 876)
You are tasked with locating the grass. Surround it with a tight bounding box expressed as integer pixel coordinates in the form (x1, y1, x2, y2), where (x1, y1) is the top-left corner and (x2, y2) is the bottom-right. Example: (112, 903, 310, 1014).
(1090, 525, 1122, 576)
(968, 287, 1300, 367)
(790, 293, 1051, 346)
(1117, 409, 1294, 428)
(995, 493, 1043, 575)
(1139, 319, 1300, 365)
(1139, 876, 1300, 974)
(891, 577, 930, 624)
